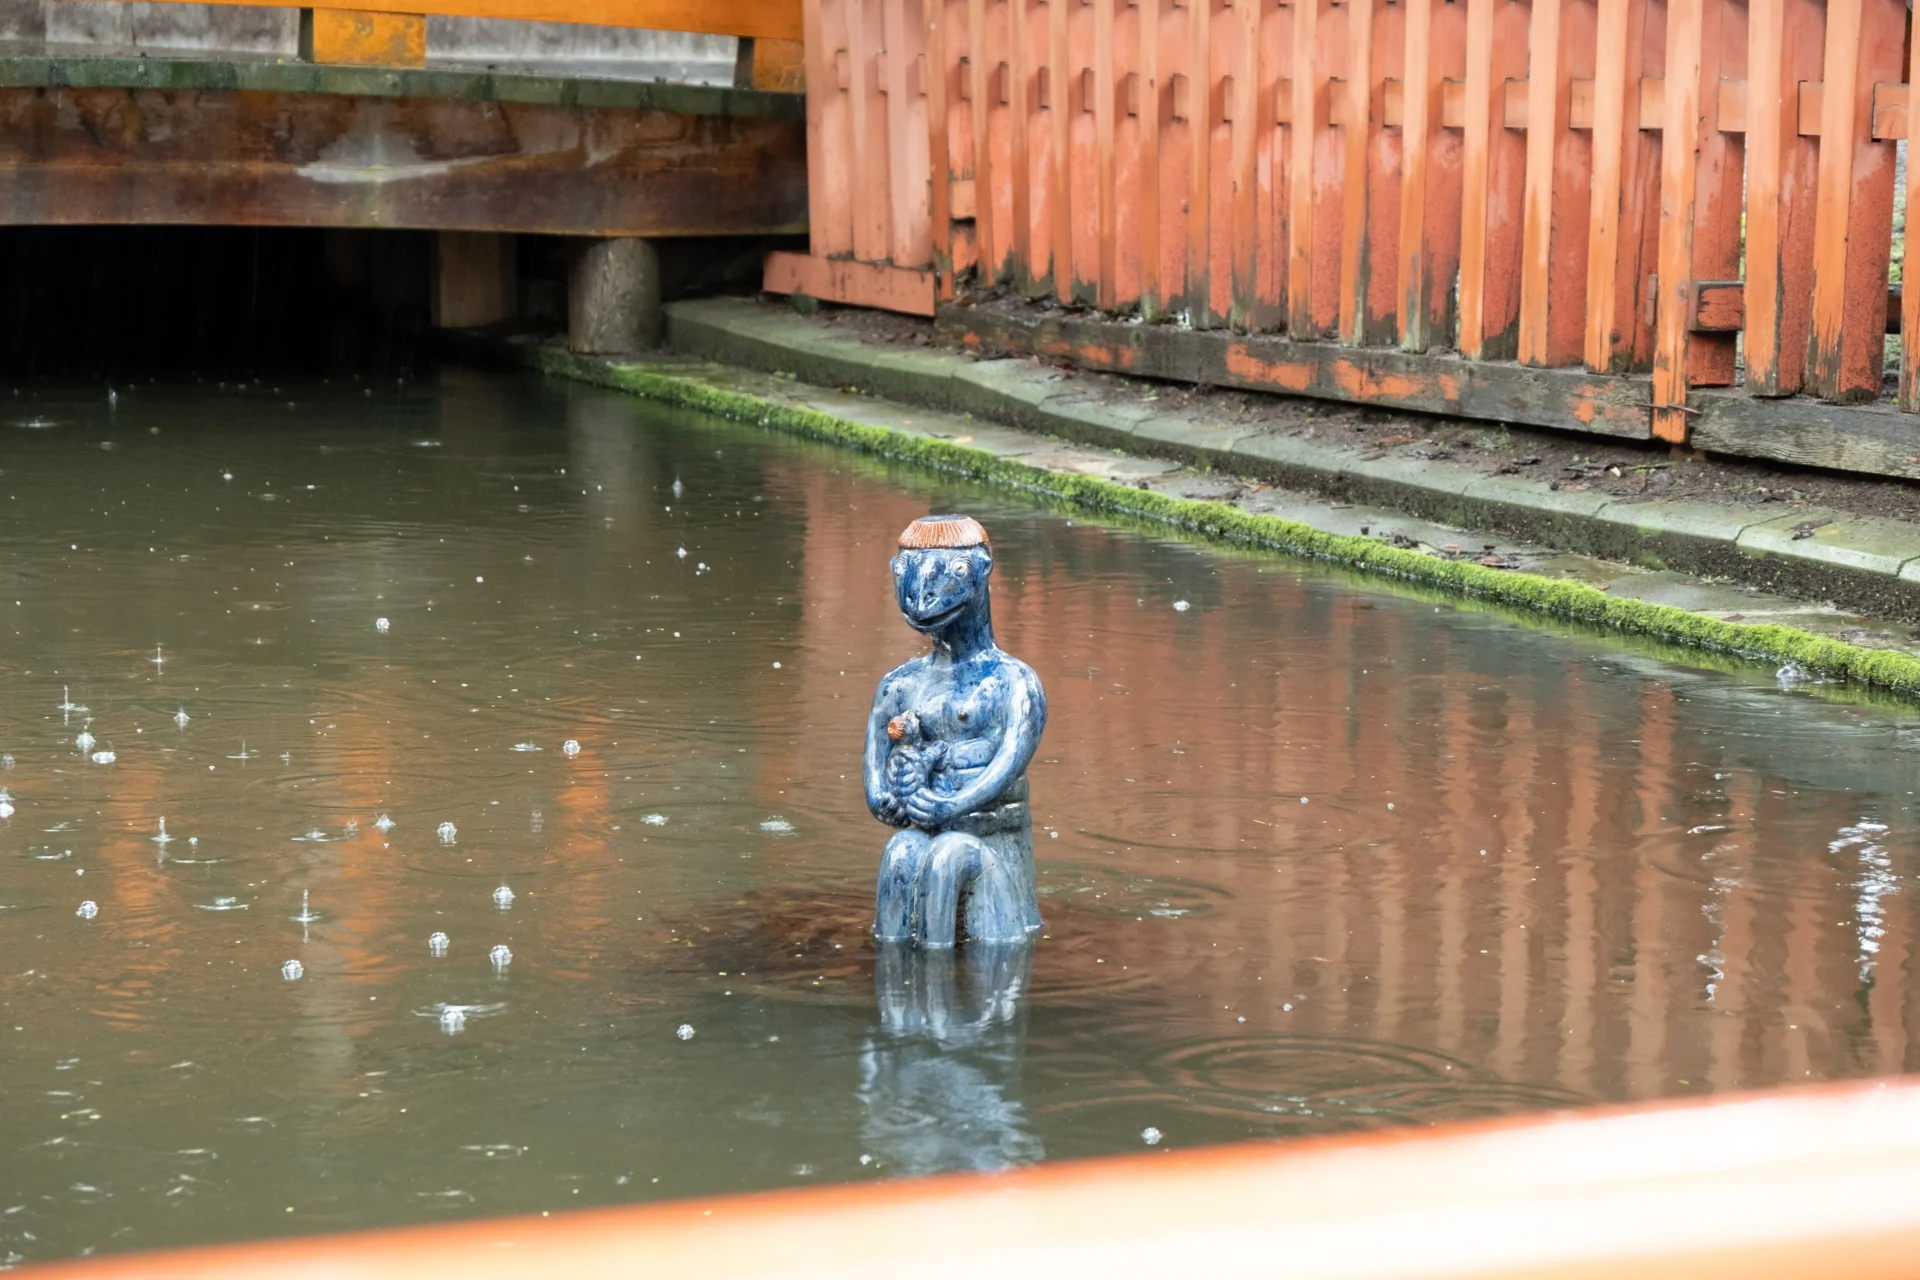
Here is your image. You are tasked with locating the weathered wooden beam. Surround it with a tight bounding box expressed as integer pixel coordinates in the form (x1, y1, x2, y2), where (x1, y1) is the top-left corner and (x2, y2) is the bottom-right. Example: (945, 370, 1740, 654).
(0, 81, 807, 237)
(191, 0, 805, 42)
(762, 252, 937, 314)
(434, 230, 516, 328)
(1688, 280, 1902, 333)
(937, 306, 1652, 438)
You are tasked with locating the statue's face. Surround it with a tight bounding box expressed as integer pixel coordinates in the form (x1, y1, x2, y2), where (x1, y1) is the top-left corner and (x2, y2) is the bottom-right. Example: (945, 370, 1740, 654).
(890, 546, 992, 633)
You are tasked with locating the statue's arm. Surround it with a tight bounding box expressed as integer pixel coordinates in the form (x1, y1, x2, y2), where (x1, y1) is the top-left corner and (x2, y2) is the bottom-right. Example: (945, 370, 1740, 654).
(904, 665, 1046, 826)
(864, 670, 911, 826)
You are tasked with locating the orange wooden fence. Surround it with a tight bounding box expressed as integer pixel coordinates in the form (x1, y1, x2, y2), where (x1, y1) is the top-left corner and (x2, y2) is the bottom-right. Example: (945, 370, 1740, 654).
(765, 0, 1920, 447)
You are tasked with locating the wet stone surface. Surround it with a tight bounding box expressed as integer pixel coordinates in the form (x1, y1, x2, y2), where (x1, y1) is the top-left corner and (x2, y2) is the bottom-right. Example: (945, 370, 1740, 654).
(0, 369, 1916, 1263)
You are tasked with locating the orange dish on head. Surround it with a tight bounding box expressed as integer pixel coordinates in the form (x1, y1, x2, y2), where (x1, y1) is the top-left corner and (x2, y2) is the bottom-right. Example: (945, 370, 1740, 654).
(897, 515, 990, 550)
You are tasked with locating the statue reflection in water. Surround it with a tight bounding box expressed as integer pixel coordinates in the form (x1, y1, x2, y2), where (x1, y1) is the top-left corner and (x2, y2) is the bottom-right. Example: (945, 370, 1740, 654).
(859, 941, 1044, 1174)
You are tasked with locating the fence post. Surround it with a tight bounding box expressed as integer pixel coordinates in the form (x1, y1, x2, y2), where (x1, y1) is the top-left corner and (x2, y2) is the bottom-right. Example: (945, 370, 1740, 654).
(1743, 0, 1823, 396)
(1397, 0, 1466, 352)
(1805, 0, 1904, 403)
(1582, 0, 1663, 374)
(1457, 0, 1529, 359)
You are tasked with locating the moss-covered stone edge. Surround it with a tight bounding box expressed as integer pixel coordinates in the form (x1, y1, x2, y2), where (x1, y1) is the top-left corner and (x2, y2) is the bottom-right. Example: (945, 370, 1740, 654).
(529, 345, 1920, 699)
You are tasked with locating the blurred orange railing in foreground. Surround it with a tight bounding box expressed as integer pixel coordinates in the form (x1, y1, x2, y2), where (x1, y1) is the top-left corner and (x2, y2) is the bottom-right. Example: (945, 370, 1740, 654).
(23, 1078, 1920, 1279)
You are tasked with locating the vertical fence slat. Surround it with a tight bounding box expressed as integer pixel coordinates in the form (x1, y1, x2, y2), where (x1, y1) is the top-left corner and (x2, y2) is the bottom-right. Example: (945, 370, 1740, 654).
(929, 0, 953, 295)
(1806, 0, 1904, 402)
(1096, 0, 1118, 308)
(966, 0, 995, 281)
(1904, 20, 1920, 410)
(1743, 0, 1823, 395)
(1689, 0, 1744, 389)
(1336, 0, 1375, 343)
(1458, 0, 1528, 358)
(1650, 0, 1703, 439)
(1583, 0, 1632, 370)
(1518, 0, 1594, 366)
(1397, 0, 1465, 351)
(1187, 0, 1216, 323)
(1229, 0, 1263, 328)
(1252, 0, 1289, 330)
(846, 0, 892, 263)
(806, 0, 854, 258)
(883, 0, 931, 267)
(1048, 0, 1072, 300)
(1138, 0, 1163, 316)
(1286, 0, 1322, 335)
(1010, 0, 1036, 288)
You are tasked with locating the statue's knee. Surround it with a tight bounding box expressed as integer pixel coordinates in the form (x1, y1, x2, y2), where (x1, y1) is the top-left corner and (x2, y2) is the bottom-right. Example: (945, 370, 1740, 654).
(927, 833, 985, 875)
(882, 831, 929, 872)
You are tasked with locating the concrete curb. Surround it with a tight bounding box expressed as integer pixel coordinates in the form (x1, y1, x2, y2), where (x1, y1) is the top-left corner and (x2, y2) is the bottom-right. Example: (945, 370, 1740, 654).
(501, 335, 1920, 702)
(664, 298, 1920, 624)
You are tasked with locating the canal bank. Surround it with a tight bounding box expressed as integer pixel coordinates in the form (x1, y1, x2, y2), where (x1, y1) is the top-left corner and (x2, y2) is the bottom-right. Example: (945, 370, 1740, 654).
(485, 297, 1920, 701)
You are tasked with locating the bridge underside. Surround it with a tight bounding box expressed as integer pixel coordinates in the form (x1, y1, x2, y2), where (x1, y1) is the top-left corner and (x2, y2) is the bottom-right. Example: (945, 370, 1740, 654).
(0, 58, 806, 236)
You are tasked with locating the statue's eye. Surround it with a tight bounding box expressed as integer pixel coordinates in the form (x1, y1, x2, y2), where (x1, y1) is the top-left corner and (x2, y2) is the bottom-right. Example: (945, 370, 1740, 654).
(950, 558, 971, 577)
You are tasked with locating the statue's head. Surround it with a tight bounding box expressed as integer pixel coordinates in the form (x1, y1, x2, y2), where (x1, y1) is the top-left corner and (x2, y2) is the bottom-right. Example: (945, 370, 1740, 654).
(891, 515, 993, 635)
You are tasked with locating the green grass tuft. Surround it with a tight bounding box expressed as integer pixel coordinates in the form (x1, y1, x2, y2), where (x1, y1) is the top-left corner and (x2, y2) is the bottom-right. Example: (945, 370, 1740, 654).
(530, 345, 1920, 701)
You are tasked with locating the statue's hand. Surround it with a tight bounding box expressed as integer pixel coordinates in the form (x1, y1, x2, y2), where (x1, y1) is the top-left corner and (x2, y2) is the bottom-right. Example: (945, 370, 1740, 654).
(871, 791, 911, 828)
(903, 787, 960, 829)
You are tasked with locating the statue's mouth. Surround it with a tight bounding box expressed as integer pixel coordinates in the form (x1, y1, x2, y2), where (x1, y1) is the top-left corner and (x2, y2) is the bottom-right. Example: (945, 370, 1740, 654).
(903, 600, 966, 630)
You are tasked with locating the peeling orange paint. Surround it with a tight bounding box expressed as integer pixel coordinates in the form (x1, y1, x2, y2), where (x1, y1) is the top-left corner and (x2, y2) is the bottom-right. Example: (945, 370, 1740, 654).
(1225, 344, 1315, 392)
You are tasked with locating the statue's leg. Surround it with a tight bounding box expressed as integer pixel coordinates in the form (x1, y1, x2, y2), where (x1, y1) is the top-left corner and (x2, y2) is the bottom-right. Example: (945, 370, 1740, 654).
(874, 830, 931, 942)
(958, 831, 1034, 945)
(913, 833, 987, 949)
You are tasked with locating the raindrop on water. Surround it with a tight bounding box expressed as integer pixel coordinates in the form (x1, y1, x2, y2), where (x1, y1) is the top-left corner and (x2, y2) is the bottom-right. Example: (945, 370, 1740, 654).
(1172, 600, 1191, 612)
(75, 731, 95, 753)
(671, 478, 683, 497)
(676, 547, 688, 559)
(174, 708, 190, 728)
(76, 900, 98, 920)
(760, 818, 794, 834)
(0, 790, 13, 820)
(428, 931, 449, 956)
(1141, 1127, 1163, 1146)
(492, 885, 515, 908)
(489, 944, 512, 969)
(675, 1024, 695, 1041)
(372, 814, 395, 833)
(90, 751, 116, 765)
(439, 1008, 467, 1034)
(562, 740, 580, 757)
(152, 818, 171, 845)
(281, 959, 304, 981)
(375, 617, 390, 633)
(437, 822, 457, 844)
(642, 814, 667, 826)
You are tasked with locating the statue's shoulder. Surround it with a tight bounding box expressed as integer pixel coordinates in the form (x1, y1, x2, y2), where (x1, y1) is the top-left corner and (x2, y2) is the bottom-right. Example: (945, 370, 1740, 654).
(983, 649, 1043, 692)
(877, 653, 933, 689)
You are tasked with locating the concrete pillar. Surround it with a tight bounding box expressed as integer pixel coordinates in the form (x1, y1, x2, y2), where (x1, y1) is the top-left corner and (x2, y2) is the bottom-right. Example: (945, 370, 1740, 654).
(569, 237, 661, 354)
(433, 231, 516, 329)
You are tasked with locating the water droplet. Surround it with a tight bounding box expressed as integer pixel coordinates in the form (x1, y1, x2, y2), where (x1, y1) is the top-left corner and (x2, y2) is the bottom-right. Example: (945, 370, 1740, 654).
(529, 809, 543, 833)
(152, 818, 170, 845)
(372, 814, 394, 833)
(676, 547, 688, 559)
(90, 751, 115, 765)
(760, 818, 794, 834)
(428, 931, 449, 956)
(671, 478, 683, 497)
(439, 1007, 467, 1034)
(562, 740, 580, 757)
(510, 742, 541, 752)
(2, 754, 14, 770)
(174, 708, 190, 727)
(642, 814, 667, 826)
(375, 617, 390, 633)
(281, 959, 304, 981)
(1299, 796, 1309, 805)
(292, 890, 319, 923)
(75, 732, 95, 752)
(489, 944, 512, 969)
(675, 1024, 695, 1041)
(1172, 600, 1191, 612)
(0, 790, 13, 820)
(1141, 1127, 1163, 1146)
(436, 822, 457, 844)
(75, 901, 97, 920)
(492, 885, 515, 908)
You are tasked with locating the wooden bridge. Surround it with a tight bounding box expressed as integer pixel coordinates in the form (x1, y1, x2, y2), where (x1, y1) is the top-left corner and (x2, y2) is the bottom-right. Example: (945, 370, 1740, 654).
(0, 0, 808, 341)
(762, 0, 1920, 479)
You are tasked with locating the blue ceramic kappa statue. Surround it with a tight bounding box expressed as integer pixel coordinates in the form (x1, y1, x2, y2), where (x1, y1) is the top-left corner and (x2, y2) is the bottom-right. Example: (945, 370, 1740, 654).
(866, 515, 1047, 947)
